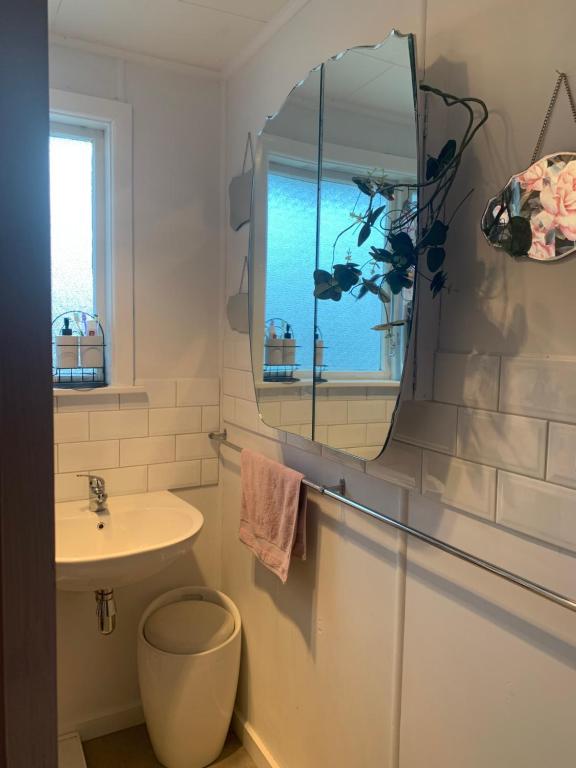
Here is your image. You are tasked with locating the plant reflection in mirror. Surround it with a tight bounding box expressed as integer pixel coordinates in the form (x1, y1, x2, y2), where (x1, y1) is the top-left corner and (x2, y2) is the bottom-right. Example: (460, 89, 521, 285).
(313, 84, 489, 322)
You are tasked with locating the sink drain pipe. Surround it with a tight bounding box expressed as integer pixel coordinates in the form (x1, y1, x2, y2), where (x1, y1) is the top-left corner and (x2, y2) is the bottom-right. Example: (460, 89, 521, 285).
(95, 589, 116, 634)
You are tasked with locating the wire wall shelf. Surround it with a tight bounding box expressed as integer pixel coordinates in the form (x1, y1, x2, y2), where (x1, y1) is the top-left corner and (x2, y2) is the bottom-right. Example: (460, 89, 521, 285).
(52, 311, 107, 389)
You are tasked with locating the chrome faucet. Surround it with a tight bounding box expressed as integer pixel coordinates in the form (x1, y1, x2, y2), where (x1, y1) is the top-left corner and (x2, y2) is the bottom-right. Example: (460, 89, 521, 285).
(77, 474, 108, 514)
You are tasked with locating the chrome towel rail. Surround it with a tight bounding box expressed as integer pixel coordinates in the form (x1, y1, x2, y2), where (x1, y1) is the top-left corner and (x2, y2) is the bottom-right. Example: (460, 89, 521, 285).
(209, 430, 576, 614)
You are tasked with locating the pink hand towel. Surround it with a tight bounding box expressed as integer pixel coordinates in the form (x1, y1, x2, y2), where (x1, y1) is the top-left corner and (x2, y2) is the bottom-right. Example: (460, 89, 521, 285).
(239, 448, 307, 583)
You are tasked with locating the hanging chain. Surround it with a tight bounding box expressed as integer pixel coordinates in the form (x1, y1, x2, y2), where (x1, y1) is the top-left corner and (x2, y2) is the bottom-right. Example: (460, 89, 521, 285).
(531, 71, 576, 163)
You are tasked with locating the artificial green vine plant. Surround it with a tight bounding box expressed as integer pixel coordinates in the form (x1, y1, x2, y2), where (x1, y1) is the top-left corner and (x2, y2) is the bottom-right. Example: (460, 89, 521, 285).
(313, 85, 489, 320)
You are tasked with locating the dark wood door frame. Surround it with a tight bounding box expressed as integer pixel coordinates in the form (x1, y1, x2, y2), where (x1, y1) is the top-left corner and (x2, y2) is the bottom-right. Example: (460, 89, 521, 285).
(0, 1, 57, 766)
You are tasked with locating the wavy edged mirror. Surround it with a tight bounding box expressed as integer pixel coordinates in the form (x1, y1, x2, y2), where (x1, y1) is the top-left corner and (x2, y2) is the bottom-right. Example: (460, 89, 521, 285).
(248, 31, 419, 461)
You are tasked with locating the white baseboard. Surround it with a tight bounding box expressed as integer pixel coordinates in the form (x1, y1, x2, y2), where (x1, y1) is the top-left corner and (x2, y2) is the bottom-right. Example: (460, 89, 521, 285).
(59, 703, 144, 742)
(61, 704, 277, 767)
(58, 733, 87, 768)
(232, 710, 282, 768)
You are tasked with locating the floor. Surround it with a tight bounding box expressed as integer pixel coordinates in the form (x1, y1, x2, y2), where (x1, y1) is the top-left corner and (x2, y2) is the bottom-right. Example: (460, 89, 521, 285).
(83, 725, 256, 768)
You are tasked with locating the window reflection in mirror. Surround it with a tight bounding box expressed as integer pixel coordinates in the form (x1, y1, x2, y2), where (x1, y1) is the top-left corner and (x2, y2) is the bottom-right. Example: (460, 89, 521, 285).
(249, 33, 418, 459)
(251, 67, 322, 435)
(315, 36, 417, 457)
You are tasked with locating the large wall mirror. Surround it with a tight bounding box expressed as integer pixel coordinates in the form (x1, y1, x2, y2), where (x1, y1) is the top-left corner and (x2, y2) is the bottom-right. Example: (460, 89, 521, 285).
(249, 31, 418, 460)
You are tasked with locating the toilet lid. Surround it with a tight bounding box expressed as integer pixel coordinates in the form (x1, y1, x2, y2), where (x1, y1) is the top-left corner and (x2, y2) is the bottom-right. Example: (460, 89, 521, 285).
(144, 599, 235, 654)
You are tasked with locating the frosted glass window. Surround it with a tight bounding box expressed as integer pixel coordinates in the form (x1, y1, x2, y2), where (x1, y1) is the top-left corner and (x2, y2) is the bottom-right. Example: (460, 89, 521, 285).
(266, 172, 317, 370)
(49, 133, 95, 323)
(266, 171, 383, 372)
(317, 178, 383, 371)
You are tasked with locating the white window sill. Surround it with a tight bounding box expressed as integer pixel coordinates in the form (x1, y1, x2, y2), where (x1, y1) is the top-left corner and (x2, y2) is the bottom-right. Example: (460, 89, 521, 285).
(256, 379, 400, 390)
(53, 385, 145, 397)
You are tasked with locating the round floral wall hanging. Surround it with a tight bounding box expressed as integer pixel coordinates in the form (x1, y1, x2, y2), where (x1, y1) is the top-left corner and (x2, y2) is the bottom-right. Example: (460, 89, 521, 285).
(482, 152, 576, 261)
(481, 71, 576, 262)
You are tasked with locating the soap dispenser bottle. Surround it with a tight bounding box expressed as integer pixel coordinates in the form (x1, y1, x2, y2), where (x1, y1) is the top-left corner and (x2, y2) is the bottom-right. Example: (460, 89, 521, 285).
(79, 314, 104, 369)
(264, 322, 273, 365)
(314, 331, 324, 367)
(265, 321, 283, 366)
(56, 317, 79, 369)
(283, 324, 296, 365)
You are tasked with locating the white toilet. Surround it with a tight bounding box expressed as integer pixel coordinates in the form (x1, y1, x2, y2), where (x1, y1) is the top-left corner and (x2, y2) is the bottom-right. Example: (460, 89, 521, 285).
(137, 587, 241, 768)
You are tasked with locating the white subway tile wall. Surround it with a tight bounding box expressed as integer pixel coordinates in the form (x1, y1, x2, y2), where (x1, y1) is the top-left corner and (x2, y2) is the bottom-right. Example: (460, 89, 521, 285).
(120, 435, 175, 466)
(394, 400, 457, 454)
(89, 409, 148, 440)
(148, 460, 201, 492)
(54, 378, 220, 502)
(149, 406, 202, 436)
(499, 357, 576, 422)
(326, 423, 367, 449)
(546, 422, 576, 489)
(232, 384, 394, 455)
(222, 333, 576, 551)
(54, 412, 89, 443)
(434, 352, 500, 410)
(456, 408, 547, 478)
(365, 440, 422, 490)
(177, 378, 220, 407)
(422, 450, 496, 521)
(58, 440, 119, 473)
(497, 471, 576, 549)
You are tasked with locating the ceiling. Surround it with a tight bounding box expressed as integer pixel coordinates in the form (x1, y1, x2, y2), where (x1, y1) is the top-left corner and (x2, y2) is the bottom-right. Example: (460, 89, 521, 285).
(49, 0, 298, 73)
(289, 38, 414, 123)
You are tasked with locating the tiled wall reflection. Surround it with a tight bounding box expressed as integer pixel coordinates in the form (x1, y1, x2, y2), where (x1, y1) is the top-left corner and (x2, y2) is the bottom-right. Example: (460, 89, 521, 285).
(224, 331, 576, 552)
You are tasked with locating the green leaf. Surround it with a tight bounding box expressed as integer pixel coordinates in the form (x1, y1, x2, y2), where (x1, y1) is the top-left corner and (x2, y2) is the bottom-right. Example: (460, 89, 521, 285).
(438, 139, 457, 168)
(358, 222, 372, 246)
(430, 270, 447, 297)
(360, 275, 391, 303)
(507, 216, 532, 257)
(352, 176, 375, 197)
(313, 269, 332, 284)
(427, 246, 445, 272)
(426, 156, 440, 180)
(314, 282, 333, 299)
(314, 281, 342, 301)
(333, 263, 361, 291)
(378, 185, 395, 202)
(421, 220, 449, 247)
(360, 276, 380, 295)
(389, 232, 415, 258)
(385, 269, 413, 295)
(369, 204, 386, 225)
(370, 247, 394, 263)
(357, 283, 370, 300)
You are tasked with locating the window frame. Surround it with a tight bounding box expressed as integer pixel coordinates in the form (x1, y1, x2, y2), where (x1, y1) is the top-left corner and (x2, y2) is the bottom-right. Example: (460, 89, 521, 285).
(49, 89, 134, 387)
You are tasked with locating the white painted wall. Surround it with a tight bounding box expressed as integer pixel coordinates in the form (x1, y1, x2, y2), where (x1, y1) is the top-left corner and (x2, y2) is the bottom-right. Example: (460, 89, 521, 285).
(49, 44, 224, 736)
(221, 2, 576, 767)
(50, 44, 222, 380)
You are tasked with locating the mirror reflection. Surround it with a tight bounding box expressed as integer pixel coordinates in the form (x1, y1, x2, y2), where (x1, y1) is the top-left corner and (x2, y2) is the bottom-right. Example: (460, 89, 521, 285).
(250, 67, 322, 433)
(249, 33, 418, 460)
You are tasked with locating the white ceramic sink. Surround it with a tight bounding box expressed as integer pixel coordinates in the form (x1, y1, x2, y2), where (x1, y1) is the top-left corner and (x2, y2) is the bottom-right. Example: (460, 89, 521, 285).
(55, 491, 204, 591)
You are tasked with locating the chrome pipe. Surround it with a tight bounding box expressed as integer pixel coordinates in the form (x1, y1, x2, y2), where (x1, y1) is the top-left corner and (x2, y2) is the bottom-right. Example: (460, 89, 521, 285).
(321, 487, 576, 613)
(209, 430, 576, 614)
(95, 589, 117, 635)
